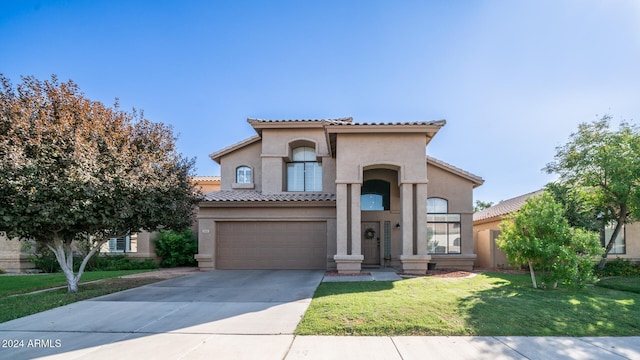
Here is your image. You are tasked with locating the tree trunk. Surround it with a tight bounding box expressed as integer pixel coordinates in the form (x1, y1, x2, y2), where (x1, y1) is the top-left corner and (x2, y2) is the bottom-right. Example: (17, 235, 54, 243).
(598, 210, 627, 269)
(47, 238, 80, 293)
(47, 236, 105, 293)
(528, 260, 537, 289)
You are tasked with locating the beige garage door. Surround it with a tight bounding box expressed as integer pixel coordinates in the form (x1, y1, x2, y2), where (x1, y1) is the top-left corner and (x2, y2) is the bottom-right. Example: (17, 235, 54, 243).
(216, 221, 327, 269)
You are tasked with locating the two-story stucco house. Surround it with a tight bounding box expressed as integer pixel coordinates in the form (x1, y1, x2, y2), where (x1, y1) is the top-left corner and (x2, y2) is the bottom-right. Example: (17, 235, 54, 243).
(195, 117, 483, 274)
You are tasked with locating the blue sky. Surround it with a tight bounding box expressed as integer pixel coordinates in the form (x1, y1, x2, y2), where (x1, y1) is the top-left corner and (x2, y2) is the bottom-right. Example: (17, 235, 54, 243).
(2, 0, 639, 204)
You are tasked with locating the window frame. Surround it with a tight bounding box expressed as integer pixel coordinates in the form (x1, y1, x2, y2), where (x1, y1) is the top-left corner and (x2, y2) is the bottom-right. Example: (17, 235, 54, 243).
(286, 147, 322, 192)
(601, 223, 626, 255)
(426, 197, 461, 255)
(361, 179, 391, 211)
(108, 235, 131, 253)
(235, 165, 252, 184)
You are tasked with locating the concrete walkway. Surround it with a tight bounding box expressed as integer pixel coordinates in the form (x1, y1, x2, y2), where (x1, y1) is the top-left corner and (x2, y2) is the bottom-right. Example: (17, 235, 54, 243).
(1, 269, 639, 359)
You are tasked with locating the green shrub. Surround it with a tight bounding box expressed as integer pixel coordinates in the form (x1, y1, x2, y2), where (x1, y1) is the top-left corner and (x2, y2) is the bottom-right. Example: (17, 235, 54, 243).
(153, 229, 197, 267)
(594, 258, 640, 277)
(89, 255, 158, 271)
(31, 246, 158, 273)
(30, 246, 61, 273)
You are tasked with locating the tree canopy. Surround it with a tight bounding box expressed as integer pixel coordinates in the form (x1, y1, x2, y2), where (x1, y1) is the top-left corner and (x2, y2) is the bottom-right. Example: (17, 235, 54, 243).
(0, 74, 201, 292)
(474, 200, 494, 213)
(497, 191, 602, 289)
(544, 115, 640, 268)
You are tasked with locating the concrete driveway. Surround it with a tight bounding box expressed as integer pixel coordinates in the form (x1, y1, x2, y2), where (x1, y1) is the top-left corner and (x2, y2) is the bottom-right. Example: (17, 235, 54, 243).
(0, 270, 324, 359)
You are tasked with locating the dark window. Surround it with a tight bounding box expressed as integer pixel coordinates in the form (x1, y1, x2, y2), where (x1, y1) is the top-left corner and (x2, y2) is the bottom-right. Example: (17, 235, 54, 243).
(361, 179, 390, 211)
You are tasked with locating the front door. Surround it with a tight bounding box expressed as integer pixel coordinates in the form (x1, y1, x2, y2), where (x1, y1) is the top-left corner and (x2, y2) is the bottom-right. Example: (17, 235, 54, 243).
(362, 222, 380, 266)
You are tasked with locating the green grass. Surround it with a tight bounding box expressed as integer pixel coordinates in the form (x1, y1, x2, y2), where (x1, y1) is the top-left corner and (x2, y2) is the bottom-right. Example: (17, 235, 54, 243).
(0, 270, 153, 297)
(296, 273, 640, 336)
(0, 270, 157, 323)
(597, 276, 640, 294)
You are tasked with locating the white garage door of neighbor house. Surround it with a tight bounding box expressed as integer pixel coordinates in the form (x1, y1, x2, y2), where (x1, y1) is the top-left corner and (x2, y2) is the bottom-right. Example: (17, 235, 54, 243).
(216, 221, 327, 270)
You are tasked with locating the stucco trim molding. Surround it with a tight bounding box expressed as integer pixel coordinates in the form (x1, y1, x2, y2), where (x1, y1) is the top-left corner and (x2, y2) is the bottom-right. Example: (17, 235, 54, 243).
(400, 254, 431, 274)
(334, 254, 364, 274)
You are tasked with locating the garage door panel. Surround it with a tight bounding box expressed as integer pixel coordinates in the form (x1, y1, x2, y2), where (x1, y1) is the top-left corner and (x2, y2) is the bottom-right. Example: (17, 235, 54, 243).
(216, 221, 326, 270)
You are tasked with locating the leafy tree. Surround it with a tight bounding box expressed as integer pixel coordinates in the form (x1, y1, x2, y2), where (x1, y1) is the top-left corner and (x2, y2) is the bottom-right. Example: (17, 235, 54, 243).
(474, 200, 494, 212)
(497, 192, 602, 289)
(545, 182, 601, 232)
(0, 74, 201, 292)
(544, 115, 640, 268)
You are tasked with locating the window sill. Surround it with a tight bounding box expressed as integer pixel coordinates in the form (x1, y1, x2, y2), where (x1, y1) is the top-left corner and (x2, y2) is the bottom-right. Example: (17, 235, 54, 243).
(232, 183, 255, 189)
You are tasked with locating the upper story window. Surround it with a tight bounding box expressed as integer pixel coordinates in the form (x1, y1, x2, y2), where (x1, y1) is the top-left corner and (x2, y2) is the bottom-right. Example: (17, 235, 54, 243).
(236, 166, 252, 184)
(361, 179, 391, 211)
(287, 147, 322, 191)
(427, 197, 461, 254)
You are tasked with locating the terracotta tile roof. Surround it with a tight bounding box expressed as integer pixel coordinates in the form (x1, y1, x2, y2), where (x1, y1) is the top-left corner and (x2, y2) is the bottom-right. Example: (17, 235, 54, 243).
(192, 176, 221, 182)
(473, 189, 545, 223)
(326, 120, 446, 127)
(247, 117, 353, 124)
(203, 190, 336, 202)
(427, 156, 484, 188)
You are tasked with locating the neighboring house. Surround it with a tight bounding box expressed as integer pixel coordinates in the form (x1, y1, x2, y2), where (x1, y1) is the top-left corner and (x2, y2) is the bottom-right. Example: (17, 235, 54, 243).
(473, 189, 640, 269)
(472, 190, 544, 269)
(195, 117, 483, 274)
(2, 176, 220, 273)
(99, 176, 221, 257)
(0, 237, 34, 273)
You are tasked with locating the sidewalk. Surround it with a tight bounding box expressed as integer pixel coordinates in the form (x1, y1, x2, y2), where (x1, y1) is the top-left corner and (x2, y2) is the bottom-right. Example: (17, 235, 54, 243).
(2, 333, 638, 359)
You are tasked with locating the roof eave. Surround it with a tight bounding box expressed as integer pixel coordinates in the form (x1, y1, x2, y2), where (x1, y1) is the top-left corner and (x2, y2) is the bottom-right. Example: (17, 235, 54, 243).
(209, 135, 262, 164)
(427, 156, 485, 188)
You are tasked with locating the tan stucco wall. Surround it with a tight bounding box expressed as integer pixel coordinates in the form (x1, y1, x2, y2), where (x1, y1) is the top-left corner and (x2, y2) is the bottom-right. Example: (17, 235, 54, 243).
(425, 162, 477, 269)
(0, 237, 34, 273)
(208, 126, 480, 271)
(195, 182, 220, 194)
(335, 133, 427, 183)
(259, 128, 335, 194)
(220, 140, 262, 191)
(607, 222, 640, 262)
(473, 216, 640, 267)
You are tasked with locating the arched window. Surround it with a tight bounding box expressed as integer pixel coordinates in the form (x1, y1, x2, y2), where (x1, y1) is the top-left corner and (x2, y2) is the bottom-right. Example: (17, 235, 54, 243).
(287, 147, 322, 191)
(427, 197, 461, 255)
(361, 180, 390, 211)
(427, 198, 448, 213)
(236, 166, 252, 184)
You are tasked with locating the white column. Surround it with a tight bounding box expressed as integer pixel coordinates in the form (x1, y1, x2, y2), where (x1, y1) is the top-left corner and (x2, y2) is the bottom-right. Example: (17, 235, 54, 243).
(415, 183, 428, 255)
(350, 183, 362, 256)
(401, 183, 414, 255)
(336, 183, 348, 255)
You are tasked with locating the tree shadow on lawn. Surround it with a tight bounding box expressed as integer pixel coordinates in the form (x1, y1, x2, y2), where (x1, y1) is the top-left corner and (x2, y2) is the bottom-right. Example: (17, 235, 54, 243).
(461, 273, 640, 337)
(311, 281, 395, 299)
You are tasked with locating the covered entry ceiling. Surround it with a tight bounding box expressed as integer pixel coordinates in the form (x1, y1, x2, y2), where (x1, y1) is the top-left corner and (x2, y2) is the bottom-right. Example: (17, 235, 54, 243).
(216, 221, 327, 270)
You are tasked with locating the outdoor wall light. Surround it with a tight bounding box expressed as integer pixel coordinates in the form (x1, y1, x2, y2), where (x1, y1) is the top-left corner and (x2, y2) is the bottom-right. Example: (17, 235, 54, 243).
(395, 223, 401, 229)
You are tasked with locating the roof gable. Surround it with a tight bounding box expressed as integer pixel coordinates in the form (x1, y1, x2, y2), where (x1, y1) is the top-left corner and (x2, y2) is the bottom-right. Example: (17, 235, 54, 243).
(473, 189, 545, 223)
(427, 156, 484, 188)
(209, 135, 261, 164)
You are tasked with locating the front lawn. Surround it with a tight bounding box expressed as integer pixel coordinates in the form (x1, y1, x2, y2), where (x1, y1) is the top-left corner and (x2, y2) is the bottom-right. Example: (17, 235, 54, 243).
(0, 270, 157, 323)
(296, 273, 640, 336)
(0, 270, 153, 297)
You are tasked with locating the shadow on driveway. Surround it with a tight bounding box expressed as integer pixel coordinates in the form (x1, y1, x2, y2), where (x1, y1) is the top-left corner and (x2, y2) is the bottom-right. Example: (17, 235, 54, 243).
(0, 270, 323, 359)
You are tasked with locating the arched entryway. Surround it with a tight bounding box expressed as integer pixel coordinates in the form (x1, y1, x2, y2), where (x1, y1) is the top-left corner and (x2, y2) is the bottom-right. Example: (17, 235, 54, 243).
(360, 169, 397, 267)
